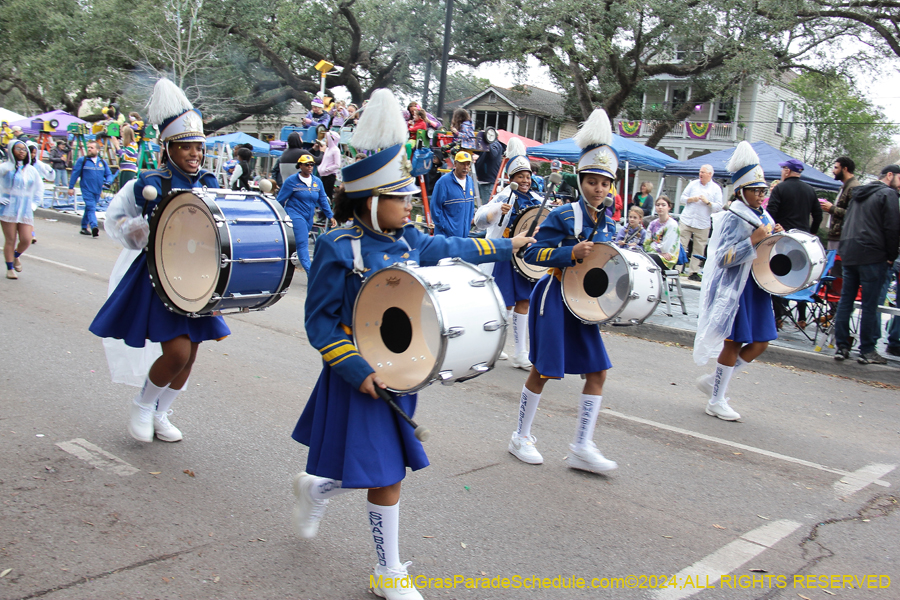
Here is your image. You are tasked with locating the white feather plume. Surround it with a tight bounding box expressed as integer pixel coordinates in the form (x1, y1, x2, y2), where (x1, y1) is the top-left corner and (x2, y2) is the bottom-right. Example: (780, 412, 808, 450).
(148, 78, 194, 124)
(726, 141, 760, 173)
(349, 89, 408, 151)
(505, 137, 526, 159)
(574, 108, 612, 149)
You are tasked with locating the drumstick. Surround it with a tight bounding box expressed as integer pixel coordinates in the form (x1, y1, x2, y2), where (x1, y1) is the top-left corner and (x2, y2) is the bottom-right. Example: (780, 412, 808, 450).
(725, 201, 763, 229)
(515, 172, 561, 259)
(576, 202, 605, 264)
(375, 387, 431, 442)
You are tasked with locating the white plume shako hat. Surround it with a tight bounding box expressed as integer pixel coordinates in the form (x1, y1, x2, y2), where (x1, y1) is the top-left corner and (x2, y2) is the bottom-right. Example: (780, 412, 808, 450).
(341, 88, 418, 200)
(574, 108, 618, 180)
(505, 137, 530, 177)
(148, 78, 205, 143)
(727, 141, 766, 190)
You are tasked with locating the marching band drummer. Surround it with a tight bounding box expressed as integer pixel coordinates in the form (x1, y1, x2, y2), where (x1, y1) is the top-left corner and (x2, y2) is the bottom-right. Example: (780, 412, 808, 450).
(473, 137, 542, 369)
(289, 89, 534, 600)
(505, 108, 619, 475)
(693, 141, 782, 421)
(89, 78, 229, 443)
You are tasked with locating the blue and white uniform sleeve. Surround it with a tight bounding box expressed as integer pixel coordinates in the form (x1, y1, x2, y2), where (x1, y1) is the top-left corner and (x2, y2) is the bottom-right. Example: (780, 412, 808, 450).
(522, 208, 579, 269)
(407, 226, 512, 266)
(714, 213, 756, 268)
(304, 237, 374, 390)
(430, 176, 449, 237)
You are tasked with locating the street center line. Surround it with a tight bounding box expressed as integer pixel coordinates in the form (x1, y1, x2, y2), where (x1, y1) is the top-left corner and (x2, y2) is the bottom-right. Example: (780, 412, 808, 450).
(652, 520, 803, 600)
(56, 438, 139, 476)
(603, 409, 890, 487)
(22, 254, 86, 272)
(833, 463, 896, 499)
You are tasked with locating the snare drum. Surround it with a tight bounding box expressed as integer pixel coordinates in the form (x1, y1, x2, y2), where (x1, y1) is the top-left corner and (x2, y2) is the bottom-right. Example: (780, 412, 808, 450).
(561, 243, 662, 325)
(510, 205, 549, 282)
(353, 258, 508, 393)
(147, 189, 296, 316)
(751, 229, 826, 296)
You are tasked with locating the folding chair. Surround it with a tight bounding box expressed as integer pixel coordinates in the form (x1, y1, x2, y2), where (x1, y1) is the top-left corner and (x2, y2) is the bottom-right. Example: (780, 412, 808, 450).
(661, 244, 688, 316)
(780, 250, 836, 344)
(817, 253, 862, 350)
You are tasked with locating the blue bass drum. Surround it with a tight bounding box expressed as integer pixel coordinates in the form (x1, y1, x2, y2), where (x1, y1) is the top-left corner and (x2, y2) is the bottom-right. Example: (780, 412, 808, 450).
(147, 189, 296, 316)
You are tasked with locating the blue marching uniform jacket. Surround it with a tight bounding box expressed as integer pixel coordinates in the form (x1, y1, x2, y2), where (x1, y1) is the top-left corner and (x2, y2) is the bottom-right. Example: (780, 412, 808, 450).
(292, 218, 513, 489)
(491, 190, 542, 306)
(430, 172, 476, 238)
(523, 198, 617, 379)
(89, 164, 231, 347)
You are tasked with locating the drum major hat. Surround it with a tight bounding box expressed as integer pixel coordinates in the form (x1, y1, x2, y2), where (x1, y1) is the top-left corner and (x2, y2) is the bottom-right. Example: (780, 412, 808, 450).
(504, 137, 530, 177)
(148, 78, 205, 143)
(574, 108, 618, 181)
(341, 88, 419, 199)
(727, 141, 766, 189)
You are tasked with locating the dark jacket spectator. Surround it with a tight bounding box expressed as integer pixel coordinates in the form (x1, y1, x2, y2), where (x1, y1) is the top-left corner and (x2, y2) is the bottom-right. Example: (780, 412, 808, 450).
(475, 140, 503, 186)
(839, 177, 900, 267)
(279, 133, 305, 182)
(49, 144, 69, 170)
(766, 176, 823, 233)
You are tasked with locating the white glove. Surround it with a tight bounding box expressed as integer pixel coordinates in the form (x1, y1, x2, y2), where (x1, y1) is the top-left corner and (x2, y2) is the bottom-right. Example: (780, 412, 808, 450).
(118, 216, 150, 250)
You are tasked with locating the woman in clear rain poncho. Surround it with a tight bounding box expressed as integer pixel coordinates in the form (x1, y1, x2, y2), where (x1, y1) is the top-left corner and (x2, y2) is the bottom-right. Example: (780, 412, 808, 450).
(693, 141, 783, 421)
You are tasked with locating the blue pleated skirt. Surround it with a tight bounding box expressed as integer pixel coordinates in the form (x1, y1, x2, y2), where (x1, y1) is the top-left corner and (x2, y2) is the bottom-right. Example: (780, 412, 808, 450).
(291, 364, 429, 489)
(528, 274, 612, 378)
(89, 252, 231, 348)
(493, 259, 535, 306)
(728, 277, 778, 344)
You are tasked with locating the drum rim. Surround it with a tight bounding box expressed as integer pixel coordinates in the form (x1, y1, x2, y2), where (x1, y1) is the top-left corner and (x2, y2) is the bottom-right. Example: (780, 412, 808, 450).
(352, 262, 450, 394)
(244, 193, 296, 311)
(147, 189, 223, 316)
(751, 228, 823, 296)
(510, 205, 550, 283)
(561, 242, 636, 325)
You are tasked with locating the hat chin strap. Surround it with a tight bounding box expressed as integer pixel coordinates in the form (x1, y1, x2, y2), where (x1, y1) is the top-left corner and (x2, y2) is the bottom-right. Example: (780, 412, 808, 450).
(370, 194, 382, 233)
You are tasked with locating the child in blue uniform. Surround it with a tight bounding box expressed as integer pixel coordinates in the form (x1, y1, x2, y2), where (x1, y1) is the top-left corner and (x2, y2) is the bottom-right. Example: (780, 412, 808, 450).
(289, 89, 533, 600)
(89, 78, 230, 443)
(506, 108, 620, 475)
(276, 153, 336, 273)
(474, 137, 542, 369)
(693, 141, 782, 420)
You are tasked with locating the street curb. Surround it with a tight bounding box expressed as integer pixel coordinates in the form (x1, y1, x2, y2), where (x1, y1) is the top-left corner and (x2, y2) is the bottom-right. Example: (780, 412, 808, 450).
(35, 208, 96, 227)
(611, 321, 900, 387)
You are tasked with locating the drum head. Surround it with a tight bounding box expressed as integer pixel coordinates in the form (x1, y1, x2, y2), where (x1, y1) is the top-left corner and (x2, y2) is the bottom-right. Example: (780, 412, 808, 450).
(562, 244, 633, 323)
(511, 206, 550, 282)
(752, 232, 817, 295)
(149, 191, 220, 313)
(354, 266, 443, 393)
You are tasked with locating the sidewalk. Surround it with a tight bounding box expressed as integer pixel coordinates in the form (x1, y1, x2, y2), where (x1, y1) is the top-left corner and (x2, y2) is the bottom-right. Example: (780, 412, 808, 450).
(611, 275, 900, 386)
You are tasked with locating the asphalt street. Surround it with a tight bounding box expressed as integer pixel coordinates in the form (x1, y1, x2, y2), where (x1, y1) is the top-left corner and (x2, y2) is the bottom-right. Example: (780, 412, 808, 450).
(1, 217, 898, 600)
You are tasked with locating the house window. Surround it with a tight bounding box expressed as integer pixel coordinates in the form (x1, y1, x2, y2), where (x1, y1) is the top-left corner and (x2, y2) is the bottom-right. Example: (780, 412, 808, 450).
(671, 89, 688, 111)
(474, 111, 509, 131)
(716, 99, 734, 123)
(487, 93, 497, 105)
(776, 101, 785, 135)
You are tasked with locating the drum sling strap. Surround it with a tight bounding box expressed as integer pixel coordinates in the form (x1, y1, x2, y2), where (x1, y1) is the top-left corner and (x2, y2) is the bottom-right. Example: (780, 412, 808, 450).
(539, 202, 584, 317)
(349, 233, 412, 277)
(142, 177, 172, 218)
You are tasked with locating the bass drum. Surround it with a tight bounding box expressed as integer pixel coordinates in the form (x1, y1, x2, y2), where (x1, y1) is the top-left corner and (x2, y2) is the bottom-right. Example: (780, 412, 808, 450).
(561, 243, 662, 325)
(510, 205, 550, 282)
(751, 229, 826, 296)
(147, 189, 296, 316)
(353, 258, 508, 393)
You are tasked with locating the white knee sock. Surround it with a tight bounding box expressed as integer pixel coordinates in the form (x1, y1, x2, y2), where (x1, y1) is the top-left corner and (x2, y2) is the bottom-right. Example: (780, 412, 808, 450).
(516, 387, 541, 438)
(513, 312, 528, 356)
(573, 394, 602, 450)
(155, 386, 181, 413)
(368, 501, 400, 569)
(309, 477, 353, 500)
(136, 378, 165, 408)
(710, 363, 734, 405)
(735, 356, 747, 369)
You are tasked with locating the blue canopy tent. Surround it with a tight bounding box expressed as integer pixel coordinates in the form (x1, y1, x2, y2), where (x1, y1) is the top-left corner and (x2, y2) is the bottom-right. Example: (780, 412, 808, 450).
(662, 141, 841, 191)
(205, 131, 278, 157)
(528, 135, 676, 172)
